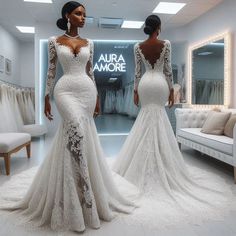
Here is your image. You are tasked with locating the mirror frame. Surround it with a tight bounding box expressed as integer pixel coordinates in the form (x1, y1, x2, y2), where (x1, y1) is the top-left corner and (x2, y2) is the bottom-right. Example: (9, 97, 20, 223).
(187, 32, 232, 108)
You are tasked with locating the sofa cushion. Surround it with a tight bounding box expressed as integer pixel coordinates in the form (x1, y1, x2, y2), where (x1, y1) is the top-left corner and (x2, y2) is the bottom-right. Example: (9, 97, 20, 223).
(224, 114, 236, 138)
(0, 133, 31, 153)
(201, 111, 231, 135)
(178, 128, 233, 155)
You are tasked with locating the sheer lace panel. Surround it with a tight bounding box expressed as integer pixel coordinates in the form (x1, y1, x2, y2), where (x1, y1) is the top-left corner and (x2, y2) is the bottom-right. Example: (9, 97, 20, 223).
(134, 43, 142, 91)
(163, 41, 173, 90)
(45, 37, 57, 97)
(86, 41, 97, 87)
(65, 121, 94, 209)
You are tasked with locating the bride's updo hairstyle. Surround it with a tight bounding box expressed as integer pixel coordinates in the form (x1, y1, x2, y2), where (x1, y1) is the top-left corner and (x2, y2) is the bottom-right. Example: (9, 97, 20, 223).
(56, 1, 85, 30)
(144, 15, 161, 35)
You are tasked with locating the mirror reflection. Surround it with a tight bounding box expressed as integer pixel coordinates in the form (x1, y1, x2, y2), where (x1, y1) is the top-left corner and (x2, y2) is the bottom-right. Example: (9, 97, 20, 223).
(93, 41, 138, 135)
(192, 39, 224, 105)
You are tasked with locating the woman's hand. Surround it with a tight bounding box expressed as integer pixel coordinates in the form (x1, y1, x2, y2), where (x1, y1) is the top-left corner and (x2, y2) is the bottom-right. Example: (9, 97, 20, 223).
(134, 90, 139, 106)
(168, 88, 174, 108)
(44, 95, 53, 121)
(94, 95, 100, 118)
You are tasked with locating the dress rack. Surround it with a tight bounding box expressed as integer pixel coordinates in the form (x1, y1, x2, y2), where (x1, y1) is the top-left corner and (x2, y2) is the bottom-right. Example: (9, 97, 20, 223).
(0, 79, 35, 91)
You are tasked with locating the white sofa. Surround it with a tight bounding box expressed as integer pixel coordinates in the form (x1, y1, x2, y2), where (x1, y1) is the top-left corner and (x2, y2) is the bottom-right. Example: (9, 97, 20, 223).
(175, 108, 236, 182)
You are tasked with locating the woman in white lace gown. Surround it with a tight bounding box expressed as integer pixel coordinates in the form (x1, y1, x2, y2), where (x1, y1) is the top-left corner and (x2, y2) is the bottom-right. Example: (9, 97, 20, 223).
(113, 15, 231, 221)
(0, 1, 135, 233)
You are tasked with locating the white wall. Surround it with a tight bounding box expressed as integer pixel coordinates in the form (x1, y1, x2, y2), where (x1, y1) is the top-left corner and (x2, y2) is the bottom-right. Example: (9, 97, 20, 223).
(162, 0, 236, 107)
(0, 25, 21, 85)
(0, 24, 34, 88)
(19, 41, 35, 87)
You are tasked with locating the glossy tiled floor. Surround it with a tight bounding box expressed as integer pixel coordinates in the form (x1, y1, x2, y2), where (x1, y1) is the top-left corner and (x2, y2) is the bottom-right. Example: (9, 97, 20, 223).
(0, 115, 236, 235)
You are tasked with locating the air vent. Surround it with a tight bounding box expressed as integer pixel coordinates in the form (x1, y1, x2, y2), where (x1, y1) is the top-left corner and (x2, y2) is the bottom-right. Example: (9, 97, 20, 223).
(85, 17, 94, 25)
(99, 17, 123, 29)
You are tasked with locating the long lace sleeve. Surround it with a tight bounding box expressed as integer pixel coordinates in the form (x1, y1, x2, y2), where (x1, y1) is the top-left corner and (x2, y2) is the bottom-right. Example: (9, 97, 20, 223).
(86, 40, 97, 88)
(45, 37, 57, 97)
(163, 40, 173, 90)
(134, 43, 142, 91)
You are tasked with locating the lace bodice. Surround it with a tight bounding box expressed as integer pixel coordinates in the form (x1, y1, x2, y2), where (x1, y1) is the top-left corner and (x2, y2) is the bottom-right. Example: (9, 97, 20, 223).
(45, 36, 96, 97)
(134, 40, 173, 91)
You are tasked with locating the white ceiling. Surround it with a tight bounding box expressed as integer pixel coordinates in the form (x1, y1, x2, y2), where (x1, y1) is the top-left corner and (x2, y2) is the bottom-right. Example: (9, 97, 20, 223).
(0, 0, 224, 42)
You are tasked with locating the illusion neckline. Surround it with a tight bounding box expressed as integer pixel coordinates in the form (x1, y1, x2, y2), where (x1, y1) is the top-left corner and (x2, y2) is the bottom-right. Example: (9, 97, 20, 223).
(53, 37, 89, 57)
(137, 40, 167, 70)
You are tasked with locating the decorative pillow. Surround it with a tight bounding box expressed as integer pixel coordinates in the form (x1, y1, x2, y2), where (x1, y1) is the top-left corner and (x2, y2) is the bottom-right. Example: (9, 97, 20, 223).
(224, 114, 236, 138)
(201, 111, 231, 135)
(212, 107, 221, 112)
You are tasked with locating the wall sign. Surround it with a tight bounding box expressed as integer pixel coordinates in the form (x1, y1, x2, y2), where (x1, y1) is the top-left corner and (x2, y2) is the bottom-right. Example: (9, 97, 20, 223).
(94, 54, 126, 72)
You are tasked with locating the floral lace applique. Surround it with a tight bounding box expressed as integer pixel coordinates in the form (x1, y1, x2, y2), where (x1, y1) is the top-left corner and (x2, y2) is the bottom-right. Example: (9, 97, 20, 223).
(163, 41, 173, 90)
(45, 37, 57, 97)
(134, 43, 142, 91)
(65, 121, 93, 209)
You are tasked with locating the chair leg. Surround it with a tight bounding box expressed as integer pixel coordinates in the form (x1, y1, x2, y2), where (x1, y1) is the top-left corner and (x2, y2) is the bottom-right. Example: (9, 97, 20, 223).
(4, 154, 10, 175)
(26, 143, 31, 158)
(234, 167, 236, 184)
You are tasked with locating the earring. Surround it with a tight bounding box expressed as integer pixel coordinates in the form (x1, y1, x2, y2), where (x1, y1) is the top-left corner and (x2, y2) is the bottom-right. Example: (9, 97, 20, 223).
(67, 18, 71, 32)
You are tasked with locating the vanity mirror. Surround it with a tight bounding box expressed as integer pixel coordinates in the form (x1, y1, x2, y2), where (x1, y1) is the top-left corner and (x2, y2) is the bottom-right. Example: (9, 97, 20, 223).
(188, 32, 231, 107)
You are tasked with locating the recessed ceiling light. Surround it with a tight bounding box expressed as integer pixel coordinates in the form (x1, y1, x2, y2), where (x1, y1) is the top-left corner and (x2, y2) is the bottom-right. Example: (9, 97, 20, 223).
(109, 77, 118, 83)
(210, 42, 224, 46)
(23, 0, 52, 3)
(153, 2, 186, 14)
(121, 21, 144, 29)
(16, 26, 35, 33)
(198, 52, 213, 56)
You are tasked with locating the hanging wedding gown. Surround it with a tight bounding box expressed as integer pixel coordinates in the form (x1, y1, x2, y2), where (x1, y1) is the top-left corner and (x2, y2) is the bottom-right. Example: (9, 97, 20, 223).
(112, 40, 234, 224)
(115, 89, 124, 114)
(0, 36, 136, 232)
(0, 84, 18, 132)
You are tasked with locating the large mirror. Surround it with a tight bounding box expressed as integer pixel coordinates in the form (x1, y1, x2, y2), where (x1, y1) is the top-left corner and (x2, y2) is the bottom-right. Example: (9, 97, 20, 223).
(93, 40, 138, 135)
(188, 32, 231, 107)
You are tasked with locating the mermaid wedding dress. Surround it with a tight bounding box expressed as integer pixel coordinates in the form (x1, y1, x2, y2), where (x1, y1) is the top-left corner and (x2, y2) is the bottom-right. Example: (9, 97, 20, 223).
(0, 36, 136, 232)
(112, 40, 234, 225)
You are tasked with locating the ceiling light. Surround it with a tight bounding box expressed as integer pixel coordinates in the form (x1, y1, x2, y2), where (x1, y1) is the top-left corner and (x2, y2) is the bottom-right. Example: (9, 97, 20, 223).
(23, 0, 52, 3)
(16, 26, 35, 33)
(108, 77, 118, 83)
(210, 42, 224, 46)
(153, 2, 186, 14)
(121, 21, 144, 29)
(198, 52, 213, 56)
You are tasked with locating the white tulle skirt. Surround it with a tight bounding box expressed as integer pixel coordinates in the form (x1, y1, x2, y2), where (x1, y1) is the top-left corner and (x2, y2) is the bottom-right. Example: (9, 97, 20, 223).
(0, 74, 137, 233)
(113, 71, 236, 227)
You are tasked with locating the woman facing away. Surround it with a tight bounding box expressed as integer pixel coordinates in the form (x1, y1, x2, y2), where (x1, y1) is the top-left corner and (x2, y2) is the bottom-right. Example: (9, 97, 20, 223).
(0, 1, 136, 233)
(112, 15, 233, 223)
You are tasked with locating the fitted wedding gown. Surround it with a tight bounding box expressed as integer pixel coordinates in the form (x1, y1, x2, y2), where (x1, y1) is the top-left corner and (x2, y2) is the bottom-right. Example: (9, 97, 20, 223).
(0, 36, 136, 232)
(112, 40, 233, 224)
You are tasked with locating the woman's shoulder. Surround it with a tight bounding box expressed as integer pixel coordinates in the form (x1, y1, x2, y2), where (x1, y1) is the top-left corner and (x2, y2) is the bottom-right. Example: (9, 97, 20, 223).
(163, 39, 171, 46)
(48, 36, 58, 42)
(86, 39, 94, 51)
(134, 42, 141, 51)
